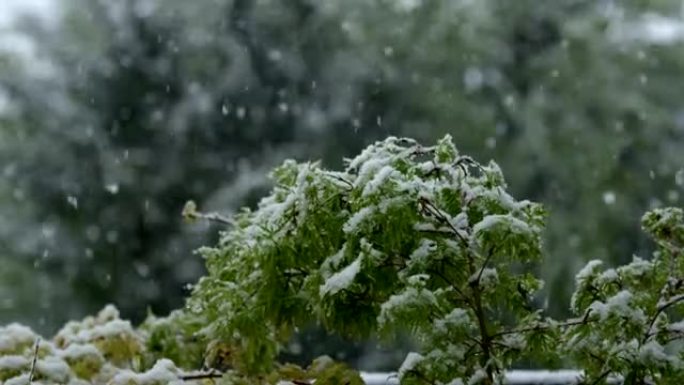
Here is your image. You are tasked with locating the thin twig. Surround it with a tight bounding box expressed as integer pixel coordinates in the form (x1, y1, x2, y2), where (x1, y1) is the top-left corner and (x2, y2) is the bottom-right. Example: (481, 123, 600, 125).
(179, 371, 224, 381)
(473, 244, 499, 287)
(182, 200, 232, 226)
(589, 369, 612, 385)
(326, 173, 354, 190)
(490, 315, 594, 339)
(28, 338, 40, 383)
(418, 197, 469, 248)
(200, 212, 233, 226)
(428, 268, 469, 305)
(291, 381, 311, 385)
(643, 293, 684, 343)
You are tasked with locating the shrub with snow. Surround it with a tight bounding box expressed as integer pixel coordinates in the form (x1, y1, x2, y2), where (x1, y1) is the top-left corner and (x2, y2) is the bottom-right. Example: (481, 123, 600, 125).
(3, 135, 684, 385)
(188, 135, 553, 384)
(0, 306, 188, 385)
(0, 305, 362, 385)
(564, 207, 684, 384)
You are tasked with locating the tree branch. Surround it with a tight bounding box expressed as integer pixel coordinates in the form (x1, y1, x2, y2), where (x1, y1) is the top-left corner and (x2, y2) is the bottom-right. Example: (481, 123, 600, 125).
(643, 293, 684, 343)
(179, 371, 224, 381)
(490, 314, 593, 339)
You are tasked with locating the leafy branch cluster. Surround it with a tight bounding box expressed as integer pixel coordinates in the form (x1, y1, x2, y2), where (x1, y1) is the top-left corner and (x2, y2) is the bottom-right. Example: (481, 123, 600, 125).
(0, 306, 361, 385)
(0, 305, 189, 385)
(188, 135, 684, 384)
(564, 207, 684, 385)
(187, 135, 559, 384)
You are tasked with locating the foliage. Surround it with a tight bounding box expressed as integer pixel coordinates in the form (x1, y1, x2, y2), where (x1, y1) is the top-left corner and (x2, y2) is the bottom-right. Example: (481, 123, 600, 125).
(186, 135, 684, 383)
(187, 135, 558, 384)
(4, 135, 684, 384)
(565, 207, 684, 384)
(0, 305, 362, 385)
(0, 305, 160, 385)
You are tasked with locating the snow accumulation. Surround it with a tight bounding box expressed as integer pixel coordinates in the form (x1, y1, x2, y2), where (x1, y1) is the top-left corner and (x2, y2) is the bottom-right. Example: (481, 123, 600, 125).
(344, 206, 376, 234)
(467, 369, 488, 385)
(342, 197, 406, 234)
(617, 257, 653, 277)
(657, 293, 684, 310)
(434, 308, 469, 333)
(320, 257, 361, 296)
(638, 340, 672, 366)
(362, 370, 589, 384)
(356, 156, 392, 187)
(377, 287, 438, 327)
(596, 268, 618, 284)
(321, 244, 347, 272)
(58, 343, 103, 360)
(445, 378, 465, 385)
(397, 352, 424, 379)
(502, 333, 527, 351)
(463, 186, 521, 212)
(0, 323, 37, 352)
(110, 359, 182, 385)
(3, 373, 32, 385)
(409, 239, 437, 263)
(468, 267, 498, 288)
(257, 191, 298, 230)
(452, 212, 469, 229)
(0, 353, 77, 383)
(472, 214, 531, 236)
(668, 319, 684, 333)
(412, 222, 450, 234)
(78, 320, 137, 342)
(0, 355, 29, 370)
(36, 356, 71, 382)
(589, 290, 646, 322)
(574, 260, 603, 284)
(0, 305, 183, 385)
(503, 370, 587, 384)
(362, 165, 399, 197)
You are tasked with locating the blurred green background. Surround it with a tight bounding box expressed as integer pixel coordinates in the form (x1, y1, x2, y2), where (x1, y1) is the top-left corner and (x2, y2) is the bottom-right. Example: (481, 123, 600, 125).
(2, 0, 684, 370)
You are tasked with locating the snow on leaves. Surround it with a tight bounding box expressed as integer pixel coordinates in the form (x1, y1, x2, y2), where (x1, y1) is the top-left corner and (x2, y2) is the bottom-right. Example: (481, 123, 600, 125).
(5, 135, 683, 384)
(565, 207, 684, 384)
(0, 306, 195, 385)
(320, 257, 362, 296)
(188, 135, 549, 384)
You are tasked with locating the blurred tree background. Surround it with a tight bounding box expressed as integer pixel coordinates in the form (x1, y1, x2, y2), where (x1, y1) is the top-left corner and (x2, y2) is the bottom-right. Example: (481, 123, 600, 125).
(2, 0, 684, 370)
